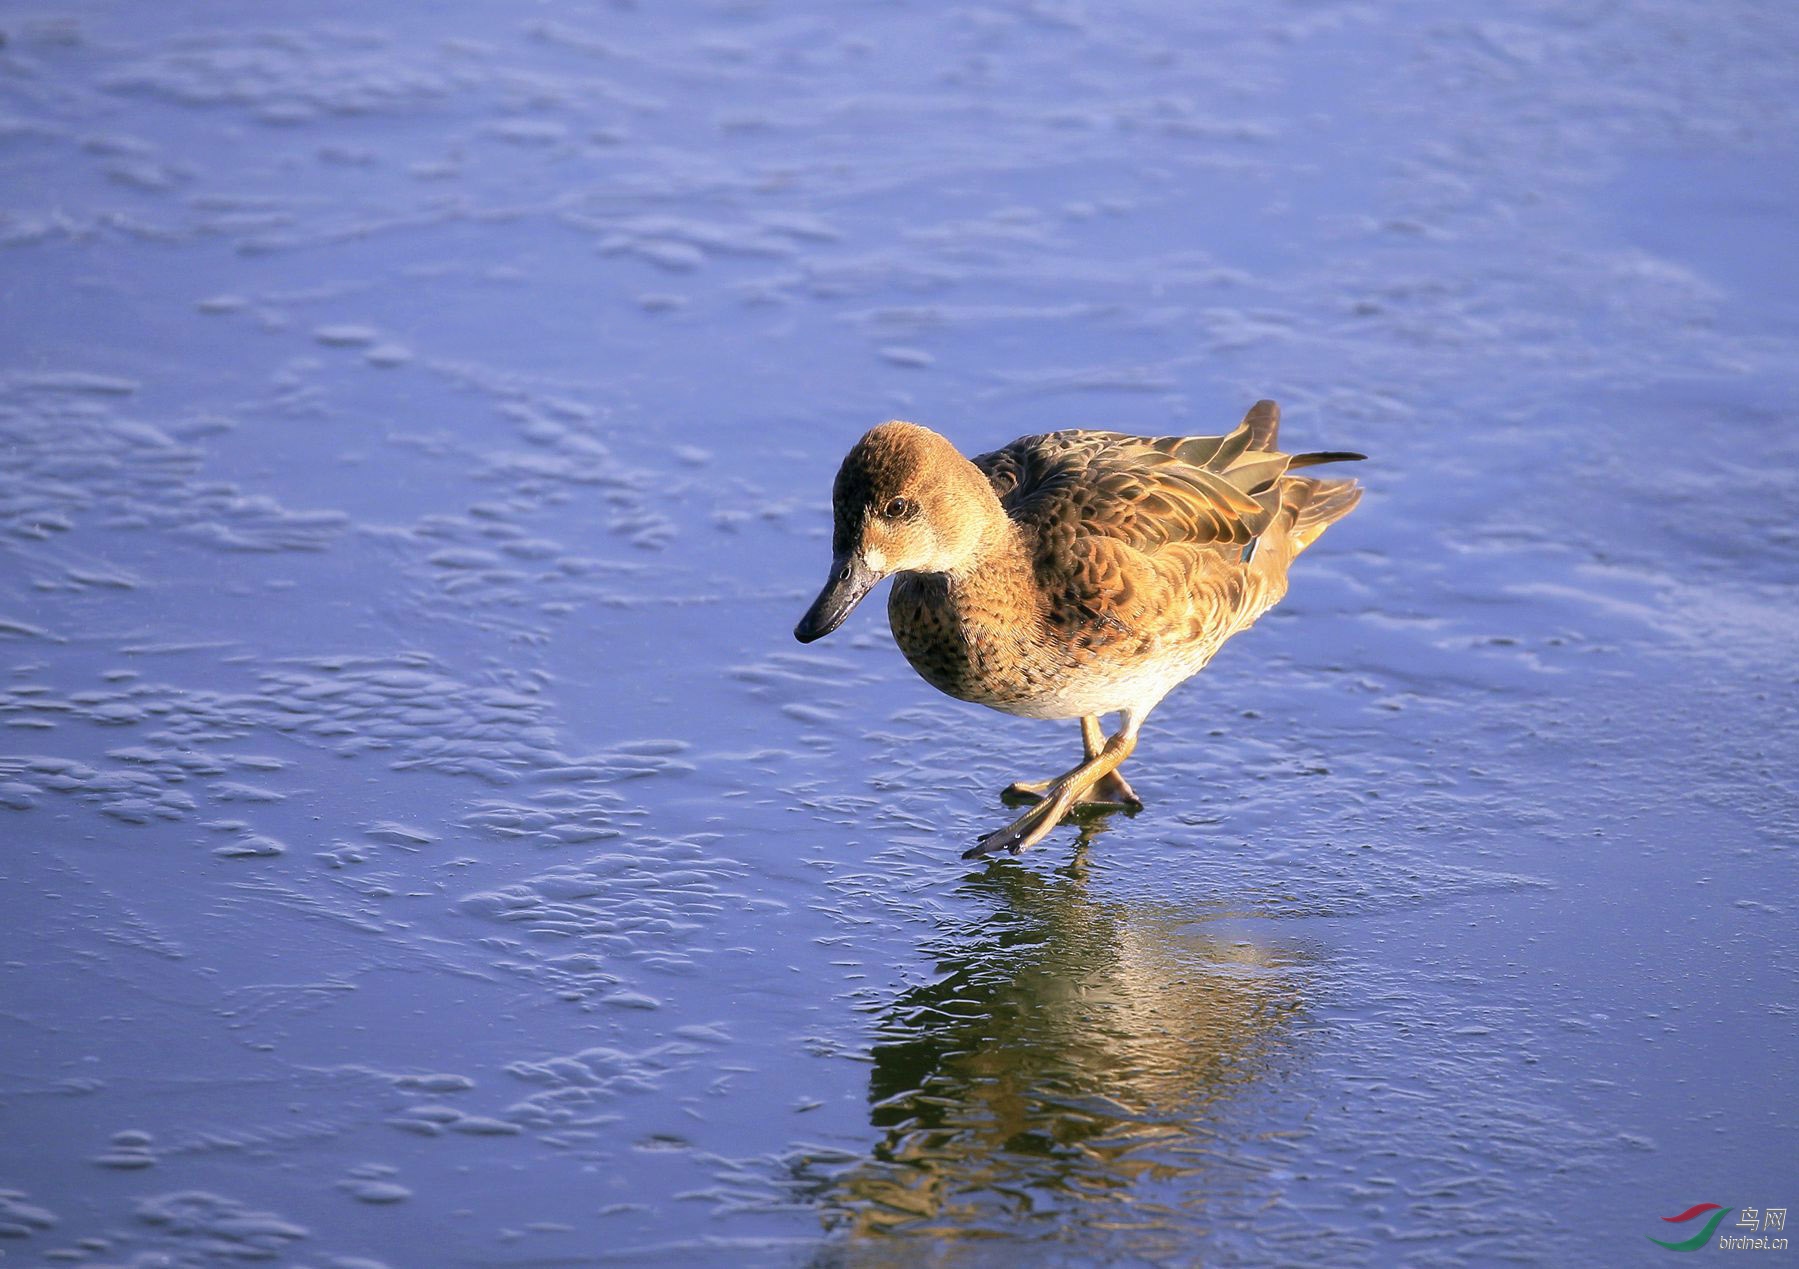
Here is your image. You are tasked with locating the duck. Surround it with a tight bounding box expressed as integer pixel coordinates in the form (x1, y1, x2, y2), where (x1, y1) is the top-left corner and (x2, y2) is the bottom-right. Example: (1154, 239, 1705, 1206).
(794, 399, 1364, 858)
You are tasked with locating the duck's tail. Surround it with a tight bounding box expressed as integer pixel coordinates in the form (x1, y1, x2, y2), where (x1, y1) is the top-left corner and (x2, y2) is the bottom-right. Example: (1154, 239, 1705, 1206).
(1236, 398, 1366, 551)
(1282, 474, 1363, 552)
(1242, 398, 1282, 450)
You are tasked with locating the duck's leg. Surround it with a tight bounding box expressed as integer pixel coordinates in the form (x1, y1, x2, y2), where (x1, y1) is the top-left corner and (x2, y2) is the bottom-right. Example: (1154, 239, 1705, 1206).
(1078, 715, 1144, 808)
(970, 722, 1141, 858)
(1002, 716, 1144, 810)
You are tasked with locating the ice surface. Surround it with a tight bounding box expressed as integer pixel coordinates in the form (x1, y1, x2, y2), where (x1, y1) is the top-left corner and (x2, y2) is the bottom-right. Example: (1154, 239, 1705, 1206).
(0, 1, 1794, 1264)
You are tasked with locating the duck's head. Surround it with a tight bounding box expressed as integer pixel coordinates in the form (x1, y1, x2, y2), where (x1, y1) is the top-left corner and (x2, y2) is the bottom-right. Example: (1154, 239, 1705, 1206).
(794, 421, 992, 643)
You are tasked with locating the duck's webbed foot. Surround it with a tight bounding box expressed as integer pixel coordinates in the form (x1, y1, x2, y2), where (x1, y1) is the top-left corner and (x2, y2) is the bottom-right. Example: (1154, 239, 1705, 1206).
(996, 715, 1142, 812)
(967, 728, 1140, 859)
(1000, 768, 1143, 811)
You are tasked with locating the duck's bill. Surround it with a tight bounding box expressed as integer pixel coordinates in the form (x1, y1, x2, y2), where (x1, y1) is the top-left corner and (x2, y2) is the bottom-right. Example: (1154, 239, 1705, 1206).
(794, 556, 878, 643)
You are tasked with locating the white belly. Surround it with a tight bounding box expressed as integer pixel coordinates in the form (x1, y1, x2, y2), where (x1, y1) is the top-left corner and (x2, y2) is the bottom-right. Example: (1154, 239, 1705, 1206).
(977, 645, 1209, 722)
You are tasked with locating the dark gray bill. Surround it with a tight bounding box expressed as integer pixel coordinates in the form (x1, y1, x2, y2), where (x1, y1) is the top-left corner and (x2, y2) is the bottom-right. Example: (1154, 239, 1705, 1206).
(794, 555, 878, 643)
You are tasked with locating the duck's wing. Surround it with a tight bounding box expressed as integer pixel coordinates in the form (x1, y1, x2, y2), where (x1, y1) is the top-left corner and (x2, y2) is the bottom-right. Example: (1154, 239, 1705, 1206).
(975, 417, 1287, 552)
(974, 404, 1364, 653)
(975, 401, 1366, 554)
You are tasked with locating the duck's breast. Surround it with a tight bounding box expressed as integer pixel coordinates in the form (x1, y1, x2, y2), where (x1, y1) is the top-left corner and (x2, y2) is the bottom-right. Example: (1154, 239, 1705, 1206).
(887, 573, 1064, 713)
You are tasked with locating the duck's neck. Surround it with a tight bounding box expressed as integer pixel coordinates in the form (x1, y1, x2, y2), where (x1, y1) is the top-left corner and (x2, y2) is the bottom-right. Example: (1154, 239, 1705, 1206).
(941, 483, 1040, 627)
(886, 472, 1050, 702)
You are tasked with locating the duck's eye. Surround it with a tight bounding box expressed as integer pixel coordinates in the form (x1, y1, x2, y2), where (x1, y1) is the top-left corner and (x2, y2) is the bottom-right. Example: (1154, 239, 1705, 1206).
(883, 497, 912, 520)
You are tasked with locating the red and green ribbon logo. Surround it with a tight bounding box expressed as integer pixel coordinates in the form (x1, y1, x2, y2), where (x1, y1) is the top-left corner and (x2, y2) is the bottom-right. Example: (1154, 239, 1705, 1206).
(1650, 1203, 1732, 1251)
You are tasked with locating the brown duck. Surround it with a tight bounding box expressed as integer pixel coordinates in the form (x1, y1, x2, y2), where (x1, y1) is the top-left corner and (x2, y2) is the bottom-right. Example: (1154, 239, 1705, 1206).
(794, 400, 1364, 857)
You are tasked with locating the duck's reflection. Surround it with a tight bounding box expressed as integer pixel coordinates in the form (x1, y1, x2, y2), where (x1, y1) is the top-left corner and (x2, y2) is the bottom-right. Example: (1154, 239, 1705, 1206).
(827, 826, 1308, 1242)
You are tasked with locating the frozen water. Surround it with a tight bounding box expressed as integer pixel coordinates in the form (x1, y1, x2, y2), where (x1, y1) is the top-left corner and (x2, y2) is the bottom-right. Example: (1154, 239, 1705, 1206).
(1, 1, 1794, 1264)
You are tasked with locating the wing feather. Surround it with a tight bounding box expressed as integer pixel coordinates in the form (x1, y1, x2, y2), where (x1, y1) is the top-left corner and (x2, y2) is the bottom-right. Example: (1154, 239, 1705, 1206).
(972, 420, 1297, 553)
(968, 405, 1362, 649)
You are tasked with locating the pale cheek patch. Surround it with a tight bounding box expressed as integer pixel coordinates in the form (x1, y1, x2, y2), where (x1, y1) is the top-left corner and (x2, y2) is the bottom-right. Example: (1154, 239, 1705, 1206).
(862, 548, 886, 572)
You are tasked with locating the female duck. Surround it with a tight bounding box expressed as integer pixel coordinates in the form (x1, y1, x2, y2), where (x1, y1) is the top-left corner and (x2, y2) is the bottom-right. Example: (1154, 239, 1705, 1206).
(795, 400, 1363, 857)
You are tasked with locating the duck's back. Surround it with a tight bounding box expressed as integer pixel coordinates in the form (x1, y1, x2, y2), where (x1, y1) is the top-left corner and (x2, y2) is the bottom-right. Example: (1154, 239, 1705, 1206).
(891, 402, 1362, 720)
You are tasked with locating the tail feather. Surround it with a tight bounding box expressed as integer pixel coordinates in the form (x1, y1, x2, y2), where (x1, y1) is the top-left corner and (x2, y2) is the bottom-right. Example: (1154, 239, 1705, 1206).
(1242, 399, 1280, 450)
(1226, 399, 1363, 553)
(1289, 450, 1367, 469)
(1283, 476, 1362, 551)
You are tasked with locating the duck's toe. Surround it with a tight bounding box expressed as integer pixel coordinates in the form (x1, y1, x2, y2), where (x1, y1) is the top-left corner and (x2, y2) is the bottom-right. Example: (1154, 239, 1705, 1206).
(1000, 772, 1142, 812)
(1000, 777, 1054, 806)
(966, 800, 1063, 858)
(1087, 769, 1144, 811)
